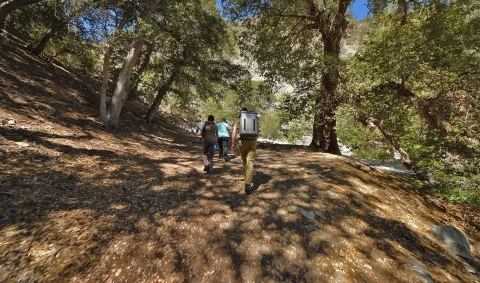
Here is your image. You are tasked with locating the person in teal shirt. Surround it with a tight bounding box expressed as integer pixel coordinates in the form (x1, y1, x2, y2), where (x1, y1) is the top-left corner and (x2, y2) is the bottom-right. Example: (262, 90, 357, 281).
(217, 117, 232, 161)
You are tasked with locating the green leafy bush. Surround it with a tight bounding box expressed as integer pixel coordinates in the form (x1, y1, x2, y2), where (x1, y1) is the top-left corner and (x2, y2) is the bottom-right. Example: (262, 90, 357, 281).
(260, 111, 283, 140)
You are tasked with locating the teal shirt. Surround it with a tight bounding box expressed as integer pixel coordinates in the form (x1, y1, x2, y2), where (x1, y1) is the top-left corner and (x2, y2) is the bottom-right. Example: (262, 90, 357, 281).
(217, 122, 231, 138)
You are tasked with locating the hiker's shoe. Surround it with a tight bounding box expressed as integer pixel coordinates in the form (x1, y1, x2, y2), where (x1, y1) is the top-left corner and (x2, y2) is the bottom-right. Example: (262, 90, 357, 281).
(203, 166, 208, 172)
(206, 165, 213, 174)
(244, 184, 252, 195)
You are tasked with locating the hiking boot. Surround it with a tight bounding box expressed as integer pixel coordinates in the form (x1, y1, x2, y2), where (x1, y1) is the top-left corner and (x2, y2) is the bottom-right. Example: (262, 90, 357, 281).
(244, 184, 252, 195)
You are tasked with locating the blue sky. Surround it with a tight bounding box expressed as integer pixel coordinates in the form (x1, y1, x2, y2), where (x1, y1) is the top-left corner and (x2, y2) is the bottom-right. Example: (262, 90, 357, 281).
(216, 0, 369, 20)
(349, 0, 369, 20)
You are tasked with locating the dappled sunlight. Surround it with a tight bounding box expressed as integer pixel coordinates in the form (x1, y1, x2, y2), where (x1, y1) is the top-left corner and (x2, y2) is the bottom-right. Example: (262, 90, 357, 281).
(2, 40, 479, 281)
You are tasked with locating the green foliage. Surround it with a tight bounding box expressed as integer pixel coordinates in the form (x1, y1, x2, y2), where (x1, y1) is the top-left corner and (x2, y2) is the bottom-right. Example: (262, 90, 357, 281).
(275, 90, 313, 144)
(259, 111, 283, 140)
(348, 0, 480, 206)
(433, 172, 480, 207)
(444, 188, 476, 205)
(7, 0, 99, 72)
(284, 118, 312, 145)
(410, 180, 423, 191)
(194, 79, 279, 134)
(336, 105, 394, 162)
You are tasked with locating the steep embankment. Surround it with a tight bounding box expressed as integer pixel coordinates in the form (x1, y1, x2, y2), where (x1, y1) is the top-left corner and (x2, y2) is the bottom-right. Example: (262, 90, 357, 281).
(1, 38, 479, 282)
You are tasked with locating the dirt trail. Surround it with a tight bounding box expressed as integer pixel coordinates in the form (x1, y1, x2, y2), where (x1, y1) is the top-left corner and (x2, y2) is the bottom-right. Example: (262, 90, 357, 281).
(1, 38, 480, 283)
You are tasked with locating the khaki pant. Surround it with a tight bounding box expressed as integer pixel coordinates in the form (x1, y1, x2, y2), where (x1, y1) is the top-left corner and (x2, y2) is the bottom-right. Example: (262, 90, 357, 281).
(238, 139, 256, 185)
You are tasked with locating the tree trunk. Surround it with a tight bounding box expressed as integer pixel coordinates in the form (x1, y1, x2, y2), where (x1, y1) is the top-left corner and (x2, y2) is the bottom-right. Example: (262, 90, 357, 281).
(0, 0, 43, 28)
(32, 20, 67, 56)
(310, 36, 342, 155)
(145, 69, 179, 124)
(100, 45, 113, 125)
(106, 36, 144, 130)
(354, 115, 412, 169)
(353, 114, 439, 185)
(311, 97, 341, 154)
(305, 0, 349, 155)
(127, 42, 154, 99)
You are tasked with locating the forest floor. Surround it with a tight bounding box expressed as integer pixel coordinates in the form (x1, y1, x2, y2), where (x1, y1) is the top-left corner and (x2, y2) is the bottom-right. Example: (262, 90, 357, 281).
(1, 37, 480, 283)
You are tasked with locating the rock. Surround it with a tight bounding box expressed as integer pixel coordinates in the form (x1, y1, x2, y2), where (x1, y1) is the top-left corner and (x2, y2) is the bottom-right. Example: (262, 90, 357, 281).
(300, 209, 316, 220)
(430, 225, 471, 259)
(406, 259, 434, 283)
(15, 142, 29, 147)
(305, 224, 318, 232)
(466, 269, 477, 275)
(227, 220, 241, 230)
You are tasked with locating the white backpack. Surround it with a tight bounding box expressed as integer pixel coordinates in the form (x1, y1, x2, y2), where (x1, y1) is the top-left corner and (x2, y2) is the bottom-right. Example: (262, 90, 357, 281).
(239, 111, 258, 137)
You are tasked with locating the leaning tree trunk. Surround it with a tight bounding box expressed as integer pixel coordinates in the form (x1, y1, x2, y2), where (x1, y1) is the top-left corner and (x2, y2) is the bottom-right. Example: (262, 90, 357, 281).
(32, 20, 67, 56)
(0, 0, 43, 29)
(145, 68, 179, 124)
(127, 42, 154, 99)
(106, 36, 144, 130)
(354, 115, 413, 169)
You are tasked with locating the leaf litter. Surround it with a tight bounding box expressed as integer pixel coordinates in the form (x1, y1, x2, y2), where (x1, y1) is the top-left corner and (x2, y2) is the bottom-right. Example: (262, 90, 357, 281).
(1, 38, 480, 283)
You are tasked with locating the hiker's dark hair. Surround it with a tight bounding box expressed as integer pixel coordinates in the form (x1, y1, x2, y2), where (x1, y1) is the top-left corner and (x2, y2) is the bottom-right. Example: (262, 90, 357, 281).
(208, 115, 214, 121)
(241, 107, 248, 111)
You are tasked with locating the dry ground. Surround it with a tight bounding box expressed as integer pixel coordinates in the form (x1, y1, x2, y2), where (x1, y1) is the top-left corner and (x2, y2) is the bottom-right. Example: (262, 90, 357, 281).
(1, 37, 480, 283)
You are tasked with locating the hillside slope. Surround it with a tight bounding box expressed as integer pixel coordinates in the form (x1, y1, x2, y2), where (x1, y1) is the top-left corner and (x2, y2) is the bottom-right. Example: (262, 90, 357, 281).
(1, 38, 479, 282)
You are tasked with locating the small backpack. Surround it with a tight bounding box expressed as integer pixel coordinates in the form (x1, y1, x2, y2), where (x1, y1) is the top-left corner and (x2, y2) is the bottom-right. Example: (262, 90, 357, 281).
(202, 121, 215, 140)
(239, 111, 258, 139)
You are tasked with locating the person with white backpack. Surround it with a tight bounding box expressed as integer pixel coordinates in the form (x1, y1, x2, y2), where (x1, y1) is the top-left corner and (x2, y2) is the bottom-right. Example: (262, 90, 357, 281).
(231, 107, 259, 194)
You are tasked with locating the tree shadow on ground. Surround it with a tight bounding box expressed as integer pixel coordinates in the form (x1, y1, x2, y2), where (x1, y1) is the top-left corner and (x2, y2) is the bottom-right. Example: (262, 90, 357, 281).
(2, 38, 478, 281)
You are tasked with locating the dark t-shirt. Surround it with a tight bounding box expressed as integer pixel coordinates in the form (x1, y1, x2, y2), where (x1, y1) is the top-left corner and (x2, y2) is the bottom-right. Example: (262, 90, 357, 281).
(199, 121, 218, 142)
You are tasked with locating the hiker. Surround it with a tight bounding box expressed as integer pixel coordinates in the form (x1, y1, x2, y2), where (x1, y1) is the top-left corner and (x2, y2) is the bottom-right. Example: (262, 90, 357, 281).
(198, 115, 218, 174)
(231, 107, 258, 194)
(217, 117, 232, 161)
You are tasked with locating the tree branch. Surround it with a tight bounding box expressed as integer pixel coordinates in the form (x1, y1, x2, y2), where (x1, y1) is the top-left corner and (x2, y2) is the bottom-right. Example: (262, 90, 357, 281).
(283, 22, 318, 39)
(374, 81, 415, 97)
(270, 13, 313, 21)
(354, 114, 413, 170)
